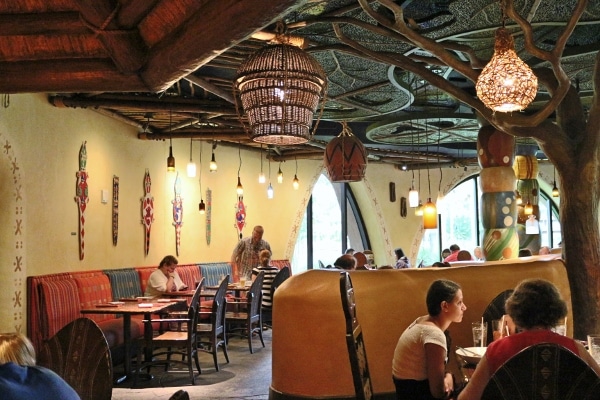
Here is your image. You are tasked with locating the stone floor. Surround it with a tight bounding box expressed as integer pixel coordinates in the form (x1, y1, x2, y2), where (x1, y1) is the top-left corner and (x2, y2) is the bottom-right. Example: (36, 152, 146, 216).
(111, 330, 272, 400)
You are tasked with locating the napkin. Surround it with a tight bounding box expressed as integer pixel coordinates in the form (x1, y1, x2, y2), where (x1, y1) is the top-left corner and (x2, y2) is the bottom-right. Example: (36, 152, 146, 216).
(138, 303, 153, 308)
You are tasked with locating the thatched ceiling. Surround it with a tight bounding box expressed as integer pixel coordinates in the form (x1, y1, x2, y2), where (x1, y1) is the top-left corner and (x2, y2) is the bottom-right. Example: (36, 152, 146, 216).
(1, 0, 599, 167)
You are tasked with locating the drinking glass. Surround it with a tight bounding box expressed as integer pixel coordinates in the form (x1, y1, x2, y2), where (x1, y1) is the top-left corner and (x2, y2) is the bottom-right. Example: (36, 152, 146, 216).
(553, 324, 567, 336)
(492, 319, 503, 342)
(587, 335, 600, 364)
(472, 322, 488, 347)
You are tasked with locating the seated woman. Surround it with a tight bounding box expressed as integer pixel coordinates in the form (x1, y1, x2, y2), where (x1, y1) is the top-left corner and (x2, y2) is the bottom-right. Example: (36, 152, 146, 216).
(458, 279, 600, 400)
(145, 255, 187, 298)
(251, 249, 280, 308)
(0, 333, 80, 400)
(392, 279, 467, 399)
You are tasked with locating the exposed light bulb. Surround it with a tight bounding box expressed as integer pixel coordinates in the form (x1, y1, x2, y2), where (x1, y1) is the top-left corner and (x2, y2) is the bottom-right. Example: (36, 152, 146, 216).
(277, 166, 283, 184)
(209, 152, 217, 172)
(415, 200, 424, 217)
(408, 187, 419, 208)
(236, 176, 244, 196)
(552, 182, 559, 198)
(258, 172, 266, 184)
(293, 174, 299, 190)
(267, 183, 274, 199)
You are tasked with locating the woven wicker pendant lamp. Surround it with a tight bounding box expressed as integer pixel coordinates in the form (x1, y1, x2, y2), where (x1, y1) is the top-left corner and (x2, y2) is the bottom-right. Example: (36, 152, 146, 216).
(235, 22, 327, 145)
(476, 1, 537, 112)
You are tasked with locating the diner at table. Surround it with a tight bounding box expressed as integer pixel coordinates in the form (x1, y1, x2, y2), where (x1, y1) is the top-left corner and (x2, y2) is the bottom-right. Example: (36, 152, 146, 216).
(457, 279, 600, 400)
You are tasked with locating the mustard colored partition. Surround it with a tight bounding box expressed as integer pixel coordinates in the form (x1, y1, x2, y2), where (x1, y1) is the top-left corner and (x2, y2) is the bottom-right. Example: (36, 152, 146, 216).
(270, 257, 570, 399)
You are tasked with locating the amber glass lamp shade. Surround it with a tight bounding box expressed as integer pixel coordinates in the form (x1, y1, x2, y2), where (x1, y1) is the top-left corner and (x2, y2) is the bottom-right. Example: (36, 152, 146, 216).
(236, 177, 244, 196)
(423, 198, 437, 229)
(415, 200, 424, 216)
(552, 182, 559, 197)
(524, 200, 533, 215)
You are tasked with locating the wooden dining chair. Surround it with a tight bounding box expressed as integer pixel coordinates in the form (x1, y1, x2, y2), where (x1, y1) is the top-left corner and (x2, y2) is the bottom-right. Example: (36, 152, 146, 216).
(197, 275, 230, 371)
(134, 283, 203, 385)
(226, 271, 265, 353)
(482, 289, 514, 344)
(38, 317, 113, 400)
(262, 266, 290, 329)
(482, 342, 600, 399)
(339, 271, 373, 400)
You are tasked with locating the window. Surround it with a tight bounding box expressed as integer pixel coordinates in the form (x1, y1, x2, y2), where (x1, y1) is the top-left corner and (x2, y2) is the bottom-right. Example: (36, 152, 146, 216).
(292, 174, 370, 274)
(417, 175, 560, 264)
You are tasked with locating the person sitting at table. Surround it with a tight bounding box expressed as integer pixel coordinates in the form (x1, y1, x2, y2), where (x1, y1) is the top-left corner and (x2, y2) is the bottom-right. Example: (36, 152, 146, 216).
(393, 279, 466, 399)
(0, 333, 80, 400)
(251, 249, 279, 308)
(333, 254, 357, 270)
(145, 255, 187, 298)
(457, 279, 600, 400)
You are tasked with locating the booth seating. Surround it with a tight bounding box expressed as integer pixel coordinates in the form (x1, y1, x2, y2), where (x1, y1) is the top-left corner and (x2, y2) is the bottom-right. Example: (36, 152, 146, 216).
(270, 256, 570, 400)
(27, 260, 290, 356)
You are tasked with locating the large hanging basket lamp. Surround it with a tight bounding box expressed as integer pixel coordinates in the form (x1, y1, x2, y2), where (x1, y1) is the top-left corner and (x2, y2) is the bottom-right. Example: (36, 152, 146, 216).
(476, 27, 537, 112)
(324, 122, 367, 182)
(235, 28, 327, 145)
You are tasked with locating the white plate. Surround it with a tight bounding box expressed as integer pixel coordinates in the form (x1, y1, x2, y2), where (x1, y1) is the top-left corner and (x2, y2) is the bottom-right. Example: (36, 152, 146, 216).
(456, 347, 486, 364)
(157, 299, 173, 303)
(108, 301, 125, 305)
(136, 296, 153, 301)
(138, 303, 153, 308)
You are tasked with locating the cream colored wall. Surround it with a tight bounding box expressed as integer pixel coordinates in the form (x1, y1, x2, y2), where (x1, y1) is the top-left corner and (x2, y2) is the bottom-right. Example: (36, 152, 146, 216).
(0, 93, 472, 333)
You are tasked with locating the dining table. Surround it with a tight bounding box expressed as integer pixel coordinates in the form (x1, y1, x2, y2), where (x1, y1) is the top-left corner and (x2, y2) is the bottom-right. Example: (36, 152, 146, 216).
(80, 298, 186, 383)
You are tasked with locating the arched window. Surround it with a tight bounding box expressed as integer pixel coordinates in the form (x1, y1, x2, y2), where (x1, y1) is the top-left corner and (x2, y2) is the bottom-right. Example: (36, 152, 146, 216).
(416, 175, 560, 265)
(292, 174, 370, 274)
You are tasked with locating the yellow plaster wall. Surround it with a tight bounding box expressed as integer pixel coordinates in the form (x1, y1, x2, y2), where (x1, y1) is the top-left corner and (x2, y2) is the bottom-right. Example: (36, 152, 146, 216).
(0, 93, 469, 333)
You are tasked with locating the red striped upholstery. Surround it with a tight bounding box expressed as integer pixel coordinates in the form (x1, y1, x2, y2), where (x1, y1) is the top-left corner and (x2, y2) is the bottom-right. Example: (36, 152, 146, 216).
(271, 259, 292, 273)
(73, 274, 114, 324)
(136, 267, 156, 294)
(27, 273, 71, 351)
(39, 279, 81, 343)
(176, 264, 201, 289)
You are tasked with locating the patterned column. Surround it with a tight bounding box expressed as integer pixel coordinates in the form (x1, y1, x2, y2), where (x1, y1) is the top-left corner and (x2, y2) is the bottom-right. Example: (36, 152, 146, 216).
(477, 125, 519, 260)
(513, 155, 541, 253)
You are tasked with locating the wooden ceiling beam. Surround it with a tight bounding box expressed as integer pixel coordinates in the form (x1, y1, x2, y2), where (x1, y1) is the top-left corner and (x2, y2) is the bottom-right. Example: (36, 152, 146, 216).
(0, 59, 148, 93)
(141, 0, 308, 92)
(74, 0, 150, 73)
(49, 95, 236, 114)
(0, 12, 85, 35)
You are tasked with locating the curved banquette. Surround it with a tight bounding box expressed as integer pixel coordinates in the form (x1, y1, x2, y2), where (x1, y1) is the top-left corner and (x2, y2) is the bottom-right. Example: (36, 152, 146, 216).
(270, 256, 571, 399)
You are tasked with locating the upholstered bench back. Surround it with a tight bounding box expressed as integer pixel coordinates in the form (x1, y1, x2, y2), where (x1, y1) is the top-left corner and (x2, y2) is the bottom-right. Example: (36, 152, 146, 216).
(104, 268, 143, 300)
(38, 279, 81, 345)
(200, 262, 232, 286)
(176, 264, 202, 289)
(73, 272, 115, 325)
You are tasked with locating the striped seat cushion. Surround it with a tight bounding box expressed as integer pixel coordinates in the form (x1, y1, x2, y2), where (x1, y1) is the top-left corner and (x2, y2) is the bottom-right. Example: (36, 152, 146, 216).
(200, 263, 232, 286)
(176, 264, 201, 289)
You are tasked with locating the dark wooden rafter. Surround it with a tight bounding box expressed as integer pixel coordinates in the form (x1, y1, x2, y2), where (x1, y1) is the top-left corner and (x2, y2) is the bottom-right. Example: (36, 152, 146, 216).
(73, 0, 154, 73)
(0, 0, 306, 94)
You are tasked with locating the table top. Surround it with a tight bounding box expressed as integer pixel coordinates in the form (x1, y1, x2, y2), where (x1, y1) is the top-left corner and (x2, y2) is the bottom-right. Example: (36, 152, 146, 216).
(161, 289, 216, 297)
(81, 300, 184, 315)
(206, 284, 250, 291)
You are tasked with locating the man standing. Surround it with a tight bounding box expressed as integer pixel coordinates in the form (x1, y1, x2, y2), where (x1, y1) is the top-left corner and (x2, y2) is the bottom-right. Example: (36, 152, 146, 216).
(231, 225, 271, 281)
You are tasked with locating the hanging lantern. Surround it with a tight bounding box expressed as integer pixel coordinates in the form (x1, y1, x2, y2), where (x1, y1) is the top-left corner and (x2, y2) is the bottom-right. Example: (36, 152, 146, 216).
(476, 27, 537, 112)
(423, 198, 438, 229)
(235, 23, 327, 145)
(408, 186, 419, 208)
(324, 122, 367, 182)
(415, 200, 424, 216)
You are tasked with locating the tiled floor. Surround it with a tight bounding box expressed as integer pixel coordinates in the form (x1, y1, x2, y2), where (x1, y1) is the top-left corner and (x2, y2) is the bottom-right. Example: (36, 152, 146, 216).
(111, 330, 272, 400)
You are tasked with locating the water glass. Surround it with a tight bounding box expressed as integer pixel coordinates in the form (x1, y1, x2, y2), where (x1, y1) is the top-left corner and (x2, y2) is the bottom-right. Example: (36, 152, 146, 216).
(588, 335, 600, 364)
(553, 324, 567, 336)
(492, 319, 504, 342)
(472, 322, 488, 347)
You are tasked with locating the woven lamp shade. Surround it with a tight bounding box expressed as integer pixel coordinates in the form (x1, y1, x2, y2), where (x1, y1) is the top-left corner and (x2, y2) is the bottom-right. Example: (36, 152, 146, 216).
(235, 43, 327, 145)
(324, 123, 367, 182)
(476, 27, 537, 112)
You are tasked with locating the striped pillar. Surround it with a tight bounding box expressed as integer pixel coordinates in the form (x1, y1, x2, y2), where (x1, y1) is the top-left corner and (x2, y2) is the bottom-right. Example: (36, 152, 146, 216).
(477, 125, 519, 260)
(513, 155, 541, 253)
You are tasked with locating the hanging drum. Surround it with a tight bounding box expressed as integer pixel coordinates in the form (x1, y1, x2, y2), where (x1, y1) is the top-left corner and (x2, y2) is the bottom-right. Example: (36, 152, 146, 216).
(324, 123, 367, 182)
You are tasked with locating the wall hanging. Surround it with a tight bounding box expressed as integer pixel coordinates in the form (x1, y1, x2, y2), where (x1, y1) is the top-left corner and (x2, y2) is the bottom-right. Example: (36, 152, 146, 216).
(172, 172, 183, 256)
(141, 169, 154, 256)
(112, 176, 119, 246)
(74, 141, 88, 260)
